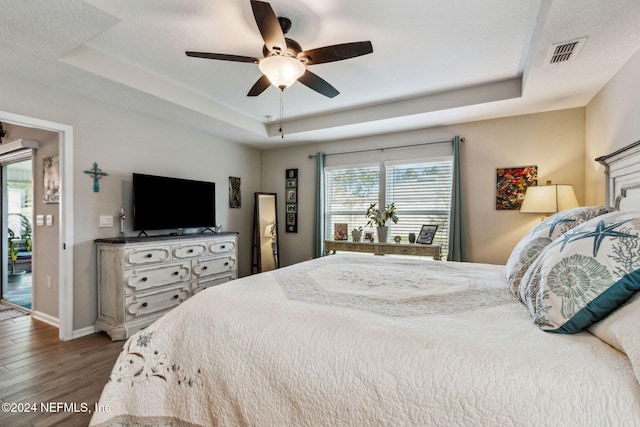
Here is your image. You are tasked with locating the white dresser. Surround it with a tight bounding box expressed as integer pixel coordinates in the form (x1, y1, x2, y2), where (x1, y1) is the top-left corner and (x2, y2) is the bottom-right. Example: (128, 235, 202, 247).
(95, 232, 238, 340)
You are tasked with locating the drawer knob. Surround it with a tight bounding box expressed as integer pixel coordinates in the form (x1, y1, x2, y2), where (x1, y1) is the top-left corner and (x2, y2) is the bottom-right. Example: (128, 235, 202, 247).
(146, 253, 153, 258)
(142, 302, 148, 307)
(173, 294, 179, 299)
(202, 266, 208, 270)
(173, 271, 179, 276)
(221, 245, 226, 249)
(224, 262, 229, 266)
(141, 277, 148, 282)
(188, 249, 194, 253)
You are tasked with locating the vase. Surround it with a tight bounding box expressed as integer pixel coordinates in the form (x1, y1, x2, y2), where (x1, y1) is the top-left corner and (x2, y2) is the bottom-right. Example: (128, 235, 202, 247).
(376, 226, 390, 243)
(351, 230, 363, 242)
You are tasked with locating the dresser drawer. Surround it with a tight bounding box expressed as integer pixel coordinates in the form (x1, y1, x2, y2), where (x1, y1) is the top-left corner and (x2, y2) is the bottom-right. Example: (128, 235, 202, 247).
(191, 275, 234, 295)
(124, 261, 190, 294)
(172, 242, 208, 259)
(192, 256, 236, 279)
(209, 239, 236, 255)
(125, 245, 171, 267)
(125, 284, 191, 320)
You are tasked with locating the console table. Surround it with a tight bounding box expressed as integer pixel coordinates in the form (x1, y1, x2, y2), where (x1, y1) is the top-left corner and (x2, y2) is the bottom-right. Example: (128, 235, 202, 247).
(324, 240, 442, 260)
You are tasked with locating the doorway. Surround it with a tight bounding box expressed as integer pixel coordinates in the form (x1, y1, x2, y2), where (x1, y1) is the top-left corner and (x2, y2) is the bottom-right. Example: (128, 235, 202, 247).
(1, 157, 34, 310)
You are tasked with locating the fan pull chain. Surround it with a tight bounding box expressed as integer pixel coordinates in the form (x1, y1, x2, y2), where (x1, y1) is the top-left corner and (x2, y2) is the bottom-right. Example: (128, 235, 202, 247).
(279, 87, 284, 139)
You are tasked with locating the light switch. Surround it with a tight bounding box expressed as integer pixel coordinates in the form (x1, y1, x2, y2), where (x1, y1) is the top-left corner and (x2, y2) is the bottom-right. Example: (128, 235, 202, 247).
(46, 214, 53, 227)
(36, 215, 44, 226)
(99, 215, 114, 227)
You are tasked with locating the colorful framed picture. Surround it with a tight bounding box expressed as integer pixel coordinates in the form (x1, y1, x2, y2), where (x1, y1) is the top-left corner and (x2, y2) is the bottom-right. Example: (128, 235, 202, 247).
(496, 166, 538, 210)
(417, 224, 438, 244)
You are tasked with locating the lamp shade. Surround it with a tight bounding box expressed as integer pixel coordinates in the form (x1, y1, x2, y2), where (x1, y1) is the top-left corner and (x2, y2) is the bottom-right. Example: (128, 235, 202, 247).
(258, 55, 305, 89)
(520, 182, 579, 213)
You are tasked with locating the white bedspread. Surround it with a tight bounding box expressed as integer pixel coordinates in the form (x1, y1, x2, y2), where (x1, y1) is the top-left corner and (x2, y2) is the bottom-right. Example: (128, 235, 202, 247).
(90, 254, 640, 426)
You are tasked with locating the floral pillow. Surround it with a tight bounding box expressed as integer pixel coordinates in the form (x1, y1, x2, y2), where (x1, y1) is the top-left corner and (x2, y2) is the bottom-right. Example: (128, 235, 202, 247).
(519, 210, 640, 333)
(505, 206, 615, 299)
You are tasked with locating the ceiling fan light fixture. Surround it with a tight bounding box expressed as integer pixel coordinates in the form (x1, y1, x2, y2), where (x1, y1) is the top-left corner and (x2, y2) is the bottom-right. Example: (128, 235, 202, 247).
(259, 55, 305, 89)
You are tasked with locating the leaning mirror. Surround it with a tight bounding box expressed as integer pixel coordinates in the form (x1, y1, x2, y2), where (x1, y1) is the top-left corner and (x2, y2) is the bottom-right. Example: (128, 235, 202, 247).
(252, 192, 279, 273)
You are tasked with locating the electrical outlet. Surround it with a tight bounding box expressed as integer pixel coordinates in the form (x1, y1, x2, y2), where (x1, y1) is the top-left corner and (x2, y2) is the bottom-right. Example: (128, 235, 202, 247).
(46, 214, 53, 226)
(47, 276, 52, 288)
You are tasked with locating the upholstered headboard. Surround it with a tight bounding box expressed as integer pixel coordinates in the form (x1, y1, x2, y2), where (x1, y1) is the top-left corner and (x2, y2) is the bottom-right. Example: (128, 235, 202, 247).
(596, 140, 640, 211)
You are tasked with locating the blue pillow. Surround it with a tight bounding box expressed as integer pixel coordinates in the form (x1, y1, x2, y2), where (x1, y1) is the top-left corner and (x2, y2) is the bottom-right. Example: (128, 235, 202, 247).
(505, 206, 614, 299)
(519, 210, 640, 333)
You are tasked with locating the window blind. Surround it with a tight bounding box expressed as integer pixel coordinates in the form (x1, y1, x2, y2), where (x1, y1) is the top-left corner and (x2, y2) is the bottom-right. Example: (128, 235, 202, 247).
(386, 160, 453, 256)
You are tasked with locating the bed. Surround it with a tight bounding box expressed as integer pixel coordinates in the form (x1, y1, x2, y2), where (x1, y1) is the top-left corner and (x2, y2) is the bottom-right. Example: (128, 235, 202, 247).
(90, 142, 640, 426)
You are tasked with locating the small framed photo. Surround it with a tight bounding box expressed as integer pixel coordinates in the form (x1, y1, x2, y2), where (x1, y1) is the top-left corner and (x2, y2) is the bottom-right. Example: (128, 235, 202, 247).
(287, 213, 296, 225)
(334, 223, 348, 240)
(363, 231, 373, 242)
(286, 203, 297, 213)
(286, 188, 297, 203)
(417, 225, 438, 244)
(286, 178, 297, 188)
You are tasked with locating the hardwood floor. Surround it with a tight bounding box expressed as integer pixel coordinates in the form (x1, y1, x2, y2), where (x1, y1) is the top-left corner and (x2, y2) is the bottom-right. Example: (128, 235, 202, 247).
(0, 315, 123, 427)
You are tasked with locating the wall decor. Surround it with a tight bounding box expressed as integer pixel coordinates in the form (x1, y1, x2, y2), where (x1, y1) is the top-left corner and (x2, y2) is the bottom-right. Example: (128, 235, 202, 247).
(84, 162, 109, 193)
(229, 177, 241, 208)
(496, 165, 537, 210)
(285, 168, 298, 232)
(43, 155, 60, 204)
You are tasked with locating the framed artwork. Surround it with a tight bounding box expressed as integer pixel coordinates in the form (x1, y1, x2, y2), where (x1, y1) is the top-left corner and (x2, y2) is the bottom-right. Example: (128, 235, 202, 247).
(417, 225, 438, 244)
(334, 223, 348, 240)
(229, 177, 241, 208)
(285, 168, 298, 232)
(43, 155, 60, 204)
(496, 166, 538, 210)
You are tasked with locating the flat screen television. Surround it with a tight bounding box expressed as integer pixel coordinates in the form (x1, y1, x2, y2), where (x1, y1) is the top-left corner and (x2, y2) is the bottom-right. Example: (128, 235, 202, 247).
(132, 173, 216, 232)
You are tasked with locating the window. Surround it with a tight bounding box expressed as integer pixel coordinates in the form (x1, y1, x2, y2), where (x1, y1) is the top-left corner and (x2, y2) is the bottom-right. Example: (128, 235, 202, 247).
(386, 160, 452, 256)
(324, 158, 453, 257)
(324, 164, 379, 240)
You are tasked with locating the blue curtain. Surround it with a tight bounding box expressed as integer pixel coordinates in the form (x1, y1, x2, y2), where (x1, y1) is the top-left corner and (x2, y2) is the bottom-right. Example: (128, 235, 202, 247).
(313, 153, 326, 258)
(448, 136, 468, 261)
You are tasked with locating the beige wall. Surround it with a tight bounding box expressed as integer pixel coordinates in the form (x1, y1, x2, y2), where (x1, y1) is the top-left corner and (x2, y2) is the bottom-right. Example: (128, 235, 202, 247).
(262, 108, 585, 266)
(585, 47, 640, 205)
(0, 73, 262, 332)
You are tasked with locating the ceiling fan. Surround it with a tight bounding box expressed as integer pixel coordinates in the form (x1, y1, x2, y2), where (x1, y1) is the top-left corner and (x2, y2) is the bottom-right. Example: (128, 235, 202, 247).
(186, 0, 373, 98)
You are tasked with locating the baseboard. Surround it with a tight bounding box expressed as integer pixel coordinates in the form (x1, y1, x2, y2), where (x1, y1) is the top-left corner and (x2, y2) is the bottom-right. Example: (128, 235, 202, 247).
(31, 310, 59, 328)
(72, 325, 97, 339)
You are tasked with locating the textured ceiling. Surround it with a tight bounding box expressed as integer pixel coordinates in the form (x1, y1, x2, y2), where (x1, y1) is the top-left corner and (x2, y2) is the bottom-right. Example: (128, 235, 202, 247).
(1, 0, 640, 148)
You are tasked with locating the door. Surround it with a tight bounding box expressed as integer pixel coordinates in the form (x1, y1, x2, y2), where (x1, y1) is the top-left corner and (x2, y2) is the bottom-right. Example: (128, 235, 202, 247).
(1, 156, 33, 310)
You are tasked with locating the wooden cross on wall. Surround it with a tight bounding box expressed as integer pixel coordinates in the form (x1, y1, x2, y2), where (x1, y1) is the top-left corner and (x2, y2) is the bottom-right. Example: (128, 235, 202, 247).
(84, 162, 108, 192)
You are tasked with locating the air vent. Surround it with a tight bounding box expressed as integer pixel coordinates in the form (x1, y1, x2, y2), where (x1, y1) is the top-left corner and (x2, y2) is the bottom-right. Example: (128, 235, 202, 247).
(545, 37, 587, 65)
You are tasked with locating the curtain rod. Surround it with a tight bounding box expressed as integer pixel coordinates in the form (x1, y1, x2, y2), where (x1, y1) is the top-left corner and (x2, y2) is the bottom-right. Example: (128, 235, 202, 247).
(307, 138, 465, 159)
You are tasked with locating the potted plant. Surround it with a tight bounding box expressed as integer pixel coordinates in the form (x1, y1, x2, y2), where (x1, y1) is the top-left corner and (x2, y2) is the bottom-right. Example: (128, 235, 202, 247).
(7, 229, 25, 286)
(351, 226, 363, 242)
(365, 202, 398, 243)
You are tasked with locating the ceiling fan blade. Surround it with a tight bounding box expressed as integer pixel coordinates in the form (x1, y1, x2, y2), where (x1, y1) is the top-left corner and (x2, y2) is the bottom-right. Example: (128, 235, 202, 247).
(247, 75, 271, 96)
(299, 41, 373, 65)
(297, 70, 339, 98)
(250, 0, 287, 54)
(186, 51, 259, 63)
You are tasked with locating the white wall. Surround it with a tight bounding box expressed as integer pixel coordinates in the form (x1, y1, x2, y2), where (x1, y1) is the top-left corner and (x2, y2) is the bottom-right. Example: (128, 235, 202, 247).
(262, 108, 585, 266)
(0, 74, 261, 332)
(585, 47, 640, 205)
